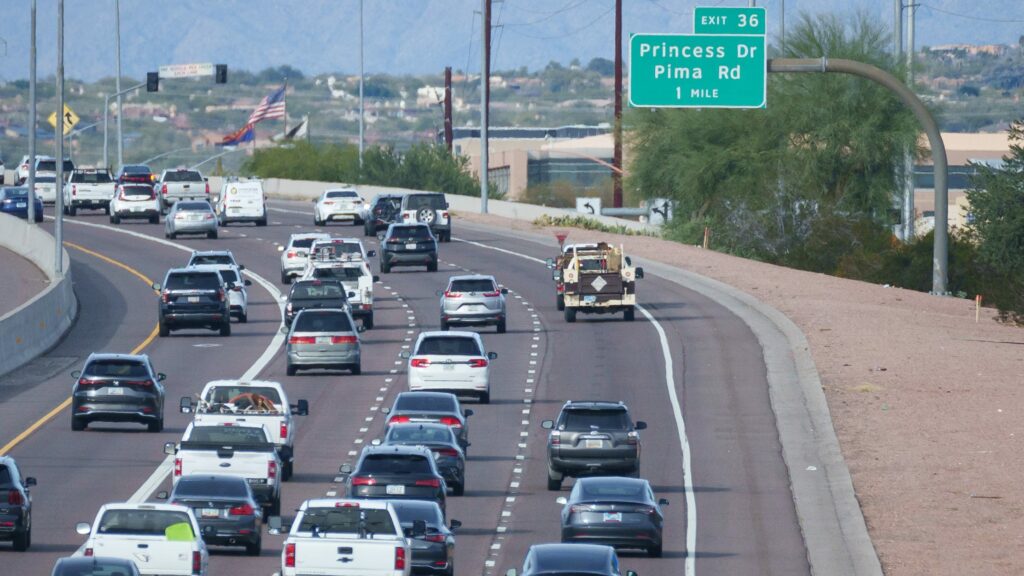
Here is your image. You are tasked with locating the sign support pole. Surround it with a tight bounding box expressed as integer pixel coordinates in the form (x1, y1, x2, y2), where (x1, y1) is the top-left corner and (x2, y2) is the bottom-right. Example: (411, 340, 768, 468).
(54, 0, 64, 277)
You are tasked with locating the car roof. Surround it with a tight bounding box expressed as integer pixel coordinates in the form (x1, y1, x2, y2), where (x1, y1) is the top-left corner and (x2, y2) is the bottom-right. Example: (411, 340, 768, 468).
(86, 352, 149, 363)
(447, 274, 496, 283)
(301, 498, 392, 511)
(54, 557, 137, 569)
(360, 444, 434, 458)
(190, 250, 234, 257)
(418, 330, 480, 340)
(202, 379, 284, 390)
(529, 543, 615, 570)
(165, 267, 222, 276)
(562, 400, 627, 411)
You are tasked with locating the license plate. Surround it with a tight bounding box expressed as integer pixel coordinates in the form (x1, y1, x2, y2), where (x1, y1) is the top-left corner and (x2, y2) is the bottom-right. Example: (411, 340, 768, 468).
(585, 439, 603, 448)
(316, 336, 331, 344)
(16, 202, 27, 208)
(443, 364, 455, 371)
(131, 206, 143, 212)
(603, 512, 623, 523)
(108, 387, 125, 395)
(386, 484, 406, 495)
(188, 296, 200, 303)
(405, 243, 418, 250)
(230, 206, 241, 211)
(189, 215, 202, 221)
(200, 508, 220, 518)
(583, 295, 597, 303)
(246, 478, 266, 485)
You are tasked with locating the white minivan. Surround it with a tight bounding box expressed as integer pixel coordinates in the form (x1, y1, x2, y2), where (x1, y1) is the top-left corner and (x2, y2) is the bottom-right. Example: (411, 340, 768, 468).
(216, 179, 267, 226)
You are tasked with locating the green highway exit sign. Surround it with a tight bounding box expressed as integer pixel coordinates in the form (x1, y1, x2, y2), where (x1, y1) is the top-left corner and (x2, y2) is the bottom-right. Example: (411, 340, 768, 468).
(628, 32, 766, 108)
(694, 6, 766, 35)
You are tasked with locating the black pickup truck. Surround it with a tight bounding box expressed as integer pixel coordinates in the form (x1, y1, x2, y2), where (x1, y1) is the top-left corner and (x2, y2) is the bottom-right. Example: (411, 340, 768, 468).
(283, 279, 350, 326)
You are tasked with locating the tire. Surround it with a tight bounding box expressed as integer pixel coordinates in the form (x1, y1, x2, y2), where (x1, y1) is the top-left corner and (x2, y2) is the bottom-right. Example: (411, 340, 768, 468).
(479, 391, 490, 404)
(281, 272, 291, 285)
(364, 223, 374, 237)
(68, 204, 77, 216)
(239, 311, 248, 323)
(110, 213, 119, 224)
(427, 260, 438, 272)
(35, 213, 43, 223)
(104, 204, 111, 215)
(314, 215, 322, 226)
(158, 321, 170, 337)
(245, 537, 262, 557)
(452, 481, 464, 497)
(647, 543, 663, 558)
(497, 320, 507, 334)
(547, 471, 562, 491)
(564, 308, 577, 323)
(556, 294, 565, 311)
(71, 417, 87, 432)
(283, 460, 294, 482)
(363, 314, 374, 330)
(380, 261, 391, 273)
(168, 231, 176, 239)
(624, 307, 635, 321)
(11, 528, 29, 552)
(207, 230, 218, 239)
(219, 321, 231, 336)
(269, 497, 281, 517)
(149, 214, 159, 224)
(351, 362, 362, 376)
(440, 320, 449, 331)
(147, 418, 164, 433)
(257, 218, 267, 227)
(286, 363, 297, 376)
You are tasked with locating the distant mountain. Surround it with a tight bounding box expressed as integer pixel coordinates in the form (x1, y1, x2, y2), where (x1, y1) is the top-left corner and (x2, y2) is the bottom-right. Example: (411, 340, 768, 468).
(1, 0, 1021, 82)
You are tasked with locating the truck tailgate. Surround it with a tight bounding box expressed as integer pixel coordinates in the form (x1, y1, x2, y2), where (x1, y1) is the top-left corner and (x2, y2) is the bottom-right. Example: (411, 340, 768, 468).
(179, 445, 272, 482)
(91, 535, 194, 575)
(193, 413, 285, 446)
(293, 537, 405, 575)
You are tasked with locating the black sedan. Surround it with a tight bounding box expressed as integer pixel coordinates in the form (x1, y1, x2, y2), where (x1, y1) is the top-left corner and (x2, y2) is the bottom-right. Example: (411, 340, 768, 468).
(505, 543, 636, 576)
(341, 445, 447, 516)
(0, 456, 36, 551)
(380, 423, 466, 496)
(167, 475, 262, 555)
(51, 556, 141, 575)
(557, 476, 669, 557)
(390, 500, 460, 576)
(382, 392, 472, 453)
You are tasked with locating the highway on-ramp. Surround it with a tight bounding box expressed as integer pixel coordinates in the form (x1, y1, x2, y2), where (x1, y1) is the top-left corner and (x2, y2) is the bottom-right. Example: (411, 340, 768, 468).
(0, 199, 810, 575)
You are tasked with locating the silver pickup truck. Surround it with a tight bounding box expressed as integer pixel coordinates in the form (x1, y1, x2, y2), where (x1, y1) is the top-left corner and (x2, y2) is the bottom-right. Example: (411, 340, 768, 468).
(158, 169, 209, 213)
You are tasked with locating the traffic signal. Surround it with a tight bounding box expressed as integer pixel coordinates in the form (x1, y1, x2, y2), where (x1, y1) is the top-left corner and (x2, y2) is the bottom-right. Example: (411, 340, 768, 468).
(146, 72, 159, 92)
(215, 64, 228, 84)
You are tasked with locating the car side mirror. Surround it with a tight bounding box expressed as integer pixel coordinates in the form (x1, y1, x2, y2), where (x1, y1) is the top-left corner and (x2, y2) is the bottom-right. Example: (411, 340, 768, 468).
(277, 246, 285, 252)
(501, 288, 509, 294)
(75, 522, 92, 536)
(357, 325, 366, 333)
(151, 282, 161, 291)
(70, 370, 82, 379)
(635, 267, 644, 279)
(487, 352, 498, 360)
(463, 409, 474, 417)
(163, 442, 177, 455)
(370, 438, 382, 446)
(24, 477, 37, 487)
(156, 491, 169, 500)
(179, 397, 193, 414)
(280, 325, 290, 334)
(339, 463, 353, 475)
(381, 407, 391, 415)
(658, 498, 669, 506)
(372, 275, 380, 282)
(244, 279, 252, 286)
(293, 399, 310, 416)
(411, 520, 427, 539)
(555, 496, 568, 505)
(157, 373, 167, 382)
(267, 516, 283, 535)
(377, 233, 385, 241)
(544, 258, 555, 269)
(367, 250, 376, 257)
(449, 519, 462, 530)
(541, 420, 554, 429)
(399, 351, 411, 359)
(634, 421, 647, 431)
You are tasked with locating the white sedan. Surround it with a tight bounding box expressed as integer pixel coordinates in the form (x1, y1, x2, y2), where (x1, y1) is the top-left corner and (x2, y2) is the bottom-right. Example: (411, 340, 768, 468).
(402, 331, 496, 404)
(313, 188, 365, 226)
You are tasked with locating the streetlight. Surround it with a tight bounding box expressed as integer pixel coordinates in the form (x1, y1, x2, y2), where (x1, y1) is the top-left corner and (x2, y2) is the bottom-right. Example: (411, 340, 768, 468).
(358, 0, 365, 169)
(114, 0, 124, 170)
(103, 81, 145, 169)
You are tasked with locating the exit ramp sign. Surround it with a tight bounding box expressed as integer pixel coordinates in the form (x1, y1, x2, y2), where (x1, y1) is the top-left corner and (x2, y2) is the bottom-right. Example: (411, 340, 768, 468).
(628, 7, 766, 109)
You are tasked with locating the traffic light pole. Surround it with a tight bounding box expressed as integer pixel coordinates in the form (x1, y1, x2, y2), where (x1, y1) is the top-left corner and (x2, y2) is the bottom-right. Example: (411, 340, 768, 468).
(102, 81, 145, 169)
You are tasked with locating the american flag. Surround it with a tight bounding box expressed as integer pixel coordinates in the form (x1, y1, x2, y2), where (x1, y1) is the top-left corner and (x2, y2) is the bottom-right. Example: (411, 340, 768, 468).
(246, 85, 286, 125)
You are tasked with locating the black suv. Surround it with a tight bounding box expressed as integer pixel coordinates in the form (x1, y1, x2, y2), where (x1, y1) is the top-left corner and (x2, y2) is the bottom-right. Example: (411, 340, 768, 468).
(541, 401, 647, 491)
(70, 353, 167, 432)
(0, 456, 37, 551)
(340, 445, 447, 516)
(154, 268, 232, 336)
(400, 193, 451, 242)
(363, 193, 403, 237)
(379, 223, 438, 273)
(284, 279, 349, 326)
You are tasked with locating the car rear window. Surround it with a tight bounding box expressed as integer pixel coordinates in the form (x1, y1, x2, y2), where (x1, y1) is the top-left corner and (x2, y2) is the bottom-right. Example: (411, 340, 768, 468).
(165, 272, 221, 291)
(292, 282, 345, 299)
(72, 171, 112, 184)
(37, 159, 74, 172)
(0, 466, 12, 486)
(416, 337, 481, 356)
(204, 386, 282, 407)
(298, 507, 395, 534)
(84, 359, 149, 378)
(395, 395, 456, 413)
(311, 242, 362, 258)
(311, 267, 363, 281)
(36, 176, 56, 183)
(405, 194, 445, 210)
(174, 478, 249, 498)
(187, 426, 267, 444)
(387, 426, 454, 444)
(326, 190, 359, 199)
(176, 202, 212, 212)
(97, 510, 193, 537)
(390, 226, 432, 240)
(189, 254, 234, 266)
(561, 409, 630, 431)
(122, 165, 150, 174)
(359, 454, 432, 475)
(293, 311, 354, 333)
(449, 279, 496, 293)
(2, 188, 28, 198)
(122, 185, 153, 196)
(218, 269, 240, 284)
(579, 481, 646, 502)
(163, 171, 203, 182)
(290, 237, 320, 249)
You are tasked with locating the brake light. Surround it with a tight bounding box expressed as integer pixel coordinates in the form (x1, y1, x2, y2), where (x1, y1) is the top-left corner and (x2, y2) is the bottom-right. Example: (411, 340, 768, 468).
(285, 543, 296, 567)
(174, 457, 182, 476)
(268, 461, 277, 480)
(127, 379, 154, 388)
(551, 430, 561, 446)
(332, 336, 358, 344)
(204, 213, 214, 220)
(287, 251, 296, 258)
(228, 503, 255, 516)
(444, 291, 462, 298)
(441, 211, 449, 219)
(438, 416, 462, 428)
(483, 291, 500, 297)
(71, 185, 77, 196)
(8, 490, 23, 505)
(192, 551, 202, 575)
(395, 546, 406, 570)
(335, 501, 360, 508)
(569, 504, 587, 513)
(323, 201, 333, 205)
(161, 184, 168, 195)
(218, 289, 226, 302)
(205, 182, 210, 195)
(469, 358, 488, 368)
(388, 415, 411, 425)
(410, 358, 430, 368)
(289, 336, 316, 344)
(77, 378, 103, 388)
(280, 422, 288, 440)
(84, 548, 94, 557)
(351, 476, 377, 486)
(415, 478, 441, 488)
(424, 533, 445, 543)
(161, 290, 170, 303)
(434, 447, 459, 457)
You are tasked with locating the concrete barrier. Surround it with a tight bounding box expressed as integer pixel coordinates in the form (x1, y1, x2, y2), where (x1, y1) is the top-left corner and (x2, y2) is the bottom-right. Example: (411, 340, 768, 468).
(0, 213, 76, 377)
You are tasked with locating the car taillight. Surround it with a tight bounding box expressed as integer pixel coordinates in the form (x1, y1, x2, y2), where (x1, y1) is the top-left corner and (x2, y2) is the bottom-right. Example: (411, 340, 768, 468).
(161, 184, 168, 195)
(627, 431, 639, 445)
(268, 461, 277, 480)
(174, 458, 182, 476)
(424, 533, 445, 543)
(192, 551, 201, 575)
(638, 506, 657, 516)
(127, 380, 154, 388)
(218, 289, 226, 302)
(569, 504, 587, 513)
(289, 336, 316, 344)
(483, 291, 500, 297)
(205, 182, 210, 195)
(469, 358, 488, 368)
(285, 542, 296, 567)
(441, 211, 449, 219)
(204, 213, 214, 220)
(84, 547, 94, 557)
(351, 476, 377, 486)
(161, 290, 170, 303)
(394, 546, 406, 570)
(444, 291, 462, 298)
(280, 422, 288, 440)
(71, 185, 77, 196)
(551, 431, 561, 445)
(8, 490, 23, 505)
(434, 447, 460, 457)
(287, 250, 296, 258)
(229, 503, 255, 516)
(388, 415, 411, 425)
(410, 358, 430, 368)
(332, 336, 358, 344)
(323, 201, 333, 205)
(438, 416, 462, 428)
(77, 378, 103, 388)
(415, 478, 441, 488)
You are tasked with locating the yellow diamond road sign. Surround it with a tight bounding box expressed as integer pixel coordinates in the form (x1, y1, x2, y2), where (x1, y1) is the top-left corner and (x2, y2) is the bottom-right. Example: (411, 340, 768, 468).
(48, 105, 80, 135)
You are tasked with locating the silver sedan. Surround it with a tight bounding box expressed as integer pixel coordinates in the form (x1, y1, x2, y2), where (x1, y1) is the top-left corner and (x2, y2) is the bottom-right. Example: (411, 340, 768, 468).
(439, 274, 508, 333)
(165, 200, 218, 239)
(284, 308, 363, 376)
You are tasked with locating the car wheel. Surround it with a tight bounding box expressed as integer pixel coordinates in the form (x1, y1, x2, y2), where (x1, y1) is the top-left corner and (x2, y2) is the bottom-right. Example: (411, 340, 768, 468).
(239, 311, 248, 323)
(380, 261, 391, 273)
(148, 418, 164, 433)
(647, 543, 663, 558)
(364, 223, 374, 237)
(479, 391, 490, 404)
(104, 204, 111, 215)
(159, 321, 170, 337)
(71, 417, 87, 432)
(269, 497, 281, 517)
(149, 214, 159, 224)
(446, 563, 455, 576)
(564, 308, 577, 323)
(363, 314, 374, 330)
(257, 218, 267, 227)
(12, 528, 30, 552)
(624, 307, 635, 321)
(351, 362, 362, 376)
(110, 213, 119, 224)
(281, 272, 290, 285)
(283, 460, 294, 482)
(314, 215, 321, 226)
(547, 471, 562, 491)
(286, 363, 297, 376)
(556, 294, 565, 311)
(440, 320, 449, 331)
(427, 260, 438, 272)
(219, 321, 231, 336)
(207, 230, 218, 239)
(35, 213, 43, 223)
(168, 231, 176, 239)
(497, 320, 507, 334)
(245, 537, 262, 556)
(68, 204, 77, 216)
(452, 481, 464, 497)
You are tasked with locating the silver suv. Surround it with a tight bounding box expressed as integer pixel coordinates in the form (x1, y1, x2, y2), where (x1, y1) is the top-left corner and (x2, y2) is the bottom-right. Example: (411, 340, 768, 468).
(541, 401, 647, 491)
(438, 275, 508, 333)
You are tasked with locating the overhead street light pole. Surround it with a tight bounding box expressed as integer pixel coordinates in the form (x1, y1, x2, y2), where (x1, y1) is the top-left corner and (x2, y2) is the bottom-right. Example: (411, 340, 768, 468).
(479, 0, 491, 214)
(26, 0, 37, 224)
(358, 0, 365, 169)
(103, 81, 145, 169)
(54, 0, 65, 277)
(114, 0, 124, 170)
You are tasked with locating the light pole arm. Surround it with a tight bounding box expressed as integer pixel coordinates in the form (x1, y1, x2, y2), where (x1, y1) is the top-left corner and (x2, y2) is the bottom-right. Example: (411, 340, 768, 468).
(103, 81, 146, 169)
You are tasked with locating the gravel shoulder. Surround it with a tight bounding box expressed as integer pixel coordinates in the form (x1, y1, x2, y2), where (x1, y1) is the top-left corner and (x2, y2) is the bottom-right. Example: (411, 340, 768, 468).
(456, 211, 1021, 576)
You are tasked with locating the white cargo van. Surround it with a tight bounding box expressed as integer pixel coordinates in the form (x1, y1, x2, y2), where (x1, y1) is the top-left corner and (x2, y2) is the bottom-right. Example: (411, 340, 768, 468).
(216, 179, 267, 226)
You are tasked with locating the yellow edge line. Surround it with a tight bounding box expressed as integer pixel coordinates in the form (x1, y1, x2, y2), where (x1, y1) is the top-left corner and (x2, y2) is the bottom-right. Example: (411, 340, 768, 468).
(0, 242, 159, 456)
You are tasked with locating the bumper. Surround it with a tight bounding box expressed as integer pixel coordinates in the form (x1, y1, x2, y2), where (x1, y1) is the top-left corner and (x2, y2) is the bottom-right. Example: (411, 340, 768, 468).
(561, 524, 661, 549)
(549, 455, 640, 475)
(197, 518, 260, 547)
(161, 311, 229, 327)
(222, 213, 266, 223)
(350, 304, 374, 318)
(69, 199, 110, 208)
(410, 544, 450, 575)
(72, 401, 160, 422)
(384, 251, 437, 266)
(442, 310, 504, 325)
(287, 349, 361, 367)
(323, 210, 362, 222)
(408, 374, 488, 393)
(169, 222, 217, 234)
(116, 208, 159, 218)
(0, 511, 28, 539)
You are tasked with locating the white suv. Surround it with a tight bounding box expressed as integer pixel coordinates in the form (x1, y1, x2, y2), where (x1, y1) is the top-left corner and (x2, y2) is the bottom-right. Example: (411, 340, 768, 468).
(402, 331, 497, 404)
(313, 187, 365, 226)
(278, 233, 331, 284)
(109, 183, 160, 224)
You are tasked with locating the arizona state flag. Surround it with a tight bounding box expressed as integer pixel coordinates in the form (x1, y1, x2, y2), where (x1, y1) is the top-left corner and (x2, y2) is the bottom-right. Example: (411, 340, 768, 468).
(219, 123, 255, 146)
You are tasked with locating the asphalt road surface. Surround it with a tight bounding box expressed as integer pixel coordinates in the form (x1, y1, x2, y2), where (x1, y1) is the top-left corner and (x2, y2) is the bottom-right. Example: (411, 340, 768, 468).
(0, 199, 810, 575)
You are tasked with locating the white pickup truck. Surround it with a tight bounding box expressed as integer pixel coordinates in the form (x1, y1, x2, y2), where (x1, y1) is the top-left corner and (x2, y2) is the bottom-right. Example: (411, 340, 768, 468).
(76, 503, 209, 576)
(165, 423, 283, 515)
(302, 246, 379, 330)
(63, 168, 116, 215)
(179, 379, 309, 480)
(270, 498, 411, 576)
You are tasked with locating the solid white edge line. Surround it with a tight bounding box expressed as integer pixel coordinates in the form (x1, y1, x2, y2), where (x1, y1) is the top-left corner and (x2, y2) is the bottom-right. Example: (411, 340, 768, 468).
(453, 235, 697, 575)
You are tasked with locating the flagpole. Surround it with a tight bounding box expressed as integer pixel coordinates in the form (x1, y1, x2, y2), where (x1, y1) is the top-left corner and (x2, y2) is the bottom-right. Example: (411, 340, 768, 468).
(283, 78, 288, 139)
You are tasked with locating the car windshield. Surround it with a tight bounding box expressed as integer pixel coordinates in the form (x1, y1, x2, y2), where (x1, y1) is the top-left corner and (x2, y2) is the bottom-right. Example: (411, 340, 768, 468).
(326, 190, 359, 199)
(293, 311, 353, 333)
(176, 202, 212, 212)
(449, 279, 496, 293)
(83, 359, 149, 378)
(561, 409, 630, 431)
(579, 481, 647, 502)
(54, 558, 136, 575)
(122, 165, 150, 174)
(218, 269, 240, 284)
(297, 507, 395, 534)
(406, 194, 445, 210)
(390, 226, 432, 240)
(387, 426, 454, 444)
(165, 272, 221, 291)
(395, 395, 457, 413)
(204, 386, 282, 407)
(359, 454, 432, 475)
(189, 254, 233, 266)
(416, 337, 481, 356)
(292, 282, 346, 299)
(72, 171, 112, 184)
(97, 510, 194, 537)
(164, 171, 203, 182)
(121, 185, 153, 196)
(174, 478, 249, 498)
(311, 267, 364, 281)
(186, 426, 267, 444)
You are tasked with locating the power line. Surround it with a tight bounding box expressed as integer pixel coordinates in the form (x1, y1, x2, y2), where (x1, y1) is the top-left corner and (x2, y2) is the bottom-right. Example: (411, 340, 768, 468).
(492, 0, 507, 72)
(641, 0, 692, 16)
(921, 3, 1024, 24)
(501, 0, 594, 27)
(462, 10, 478, 102)
(504, 5, 615, 40)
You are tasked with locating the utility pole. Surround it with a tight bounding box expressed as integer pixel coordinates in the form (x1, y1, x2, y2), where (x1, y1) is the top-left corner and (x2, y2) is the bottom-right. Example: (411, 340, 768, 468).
(26, 0, 37, 224)
(779, 0, 785, 54)
(444, 66, 453, 153)
(612, 0, 623, 208)
(114, 0, 124, 171)
(903, 2, 917, 241)
(479, 0, 491, 213)
(54, 0, 65, 276)
(893, 0, 903, 57)
(358, 0, 365, 169)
